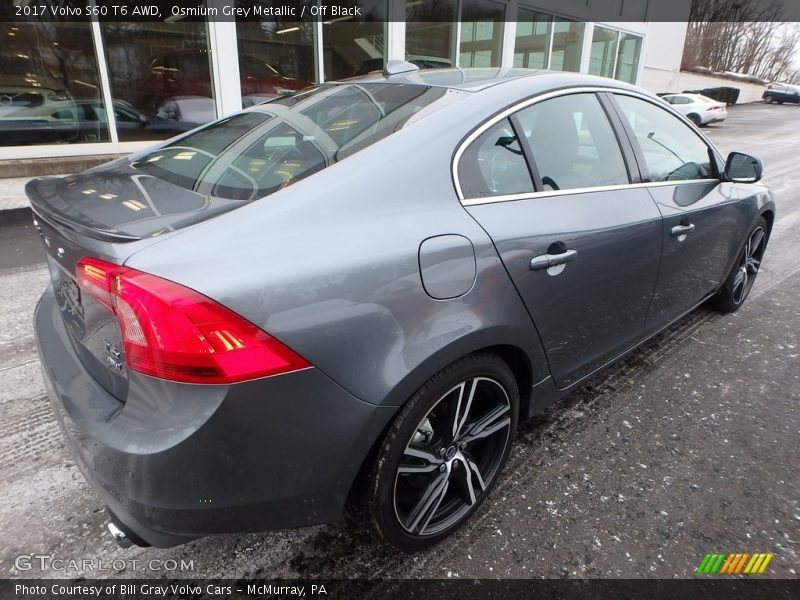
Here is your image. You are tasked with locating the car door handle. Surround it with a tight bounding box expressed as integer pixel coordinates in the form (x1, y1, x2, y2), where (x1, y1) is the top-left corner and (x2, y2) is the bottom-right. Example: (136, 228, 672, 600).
(530, 249, 578, 271)
(670, 223, 696, 237)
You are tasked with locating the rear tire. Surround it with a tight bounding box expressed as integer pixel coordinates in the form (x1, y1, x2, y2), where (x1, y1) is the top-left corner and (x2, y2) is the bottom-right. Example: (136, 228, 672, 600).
(356, 353, 519, 552)
(687, 113, 702, 126)
(708, 217, 768, 314)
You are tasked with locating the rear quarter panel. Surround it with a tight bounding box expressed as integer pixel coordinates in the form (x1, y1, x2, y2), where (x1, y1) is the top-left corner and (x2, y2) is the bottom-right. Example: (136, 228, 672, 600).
(123, 85, 557, 407)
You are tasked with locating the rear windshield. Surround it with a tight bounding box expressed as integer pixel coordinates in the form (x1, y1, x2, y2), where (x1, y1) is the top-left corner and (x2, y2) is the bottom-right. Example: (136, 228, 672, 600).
(132, 83, 451, 201)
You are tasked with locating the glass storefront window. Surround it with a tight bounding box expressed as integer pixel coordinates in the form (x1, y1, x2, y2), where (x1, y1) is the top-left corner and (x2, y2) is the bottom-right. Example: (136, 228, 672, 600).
(0, 23, 107, 147)
(589, 26, 618, 78)
(100, 15, 215, 142)
(405, 0, 458, 70)
(514, 10, 551, 69)
(550, 21, 585, 72)
(0, 11, 647, 154)
(236, 17, 315, 108)
(615, 33, 642, 83)
(459, 1, 505, 68)
(322, 1, 388, 79)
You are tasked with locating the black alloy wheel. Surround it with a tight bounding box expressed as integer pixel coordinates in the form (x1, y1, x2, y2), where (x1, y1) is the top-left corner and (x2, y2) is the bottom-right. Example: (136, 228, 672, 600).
(356, 353, 518, 551)
(709, 217, 768, 313)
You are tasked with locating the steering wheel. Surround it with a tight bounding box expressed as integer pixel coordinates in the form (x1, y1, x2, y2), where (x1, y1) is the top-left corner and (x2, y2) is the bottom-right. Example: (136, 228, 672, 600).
(488, 152, 518, 193)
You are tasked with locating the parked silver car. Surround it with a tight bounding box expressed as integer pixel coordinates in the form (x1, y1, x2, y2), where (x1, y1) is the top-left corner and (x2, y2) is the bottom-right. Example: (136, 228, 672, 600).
(28, 66, 773, 551)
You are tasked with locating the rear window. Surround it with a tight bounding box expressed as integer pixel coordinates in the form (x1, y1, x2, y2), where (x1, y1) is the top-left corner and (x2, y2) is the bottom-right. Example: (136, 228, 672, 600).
(132, 83, 451, 201)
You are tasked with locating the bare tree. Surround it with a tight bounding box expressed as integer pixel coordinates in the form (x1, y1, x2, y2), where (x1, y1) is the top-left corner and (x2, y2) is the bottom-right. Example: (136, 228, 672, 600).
(682, 0, 800, 83)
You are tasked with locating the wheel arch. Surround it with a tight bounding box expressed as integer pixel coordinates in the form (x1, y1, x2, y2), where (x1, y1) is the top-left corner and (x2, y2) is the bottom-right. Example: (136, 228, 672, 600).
(379, 327, 548, 413)
(345, 336, 543, 520)
(761, 208, 775, 236)
(479, 343, 534, 416)
(687, 112, 702, 123)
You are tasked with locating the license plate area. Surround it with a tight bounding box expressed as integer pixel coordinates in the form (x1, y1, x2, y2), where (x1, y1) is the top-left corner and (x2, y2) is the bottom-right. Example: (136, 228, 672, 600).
(47, 255, 87, 336)
(59, 275, 83, 319)
(34, 211, 130, 401)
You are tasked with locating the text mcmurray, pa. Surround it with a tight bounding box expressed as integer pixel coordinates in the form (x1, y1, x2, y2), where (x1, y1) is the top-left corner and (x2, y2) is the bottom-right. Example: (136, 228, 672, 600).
(16, 584, 327, 597)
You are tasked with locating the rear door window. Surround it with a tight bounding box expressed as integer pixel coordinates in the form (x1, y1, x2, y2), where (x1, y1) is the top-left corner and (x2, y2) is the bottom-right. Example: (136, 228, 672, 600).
(515, 93, 630, 191)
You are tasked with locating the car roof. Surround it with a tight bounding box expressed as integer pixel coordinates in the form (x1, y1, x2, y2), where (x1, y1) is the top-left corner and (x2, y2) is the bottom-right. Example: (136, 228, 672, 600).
(338, 67, 602, 92)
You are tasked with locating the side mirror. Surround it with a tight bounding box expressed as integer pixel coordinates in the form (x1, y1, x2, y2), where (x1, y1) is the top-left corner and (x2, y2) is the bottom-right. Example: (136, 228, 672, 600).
(724, 152, 762, 183)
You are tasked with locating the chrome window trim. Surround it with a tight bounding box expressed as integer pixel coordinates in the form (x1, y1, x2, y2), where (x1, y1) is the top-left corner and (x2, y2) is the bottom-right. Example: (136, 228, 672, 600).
(452, 85, 722, 204)
(461, 179, 719, 207)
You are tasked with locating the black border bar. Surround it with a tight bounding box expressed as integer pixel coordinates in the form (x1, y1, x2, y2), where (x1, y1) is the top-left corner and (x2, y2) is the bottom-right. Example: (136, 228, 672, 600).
(4, 579, 800, 600)
(4, 0, 800, 23)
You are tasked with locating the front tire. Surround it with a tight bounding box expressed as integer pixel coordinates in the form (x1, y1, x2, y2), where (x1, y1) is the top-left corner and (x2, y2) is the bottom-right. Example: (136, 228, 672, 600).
(358, 353, 518, 552)
(709, 217, 768, 313)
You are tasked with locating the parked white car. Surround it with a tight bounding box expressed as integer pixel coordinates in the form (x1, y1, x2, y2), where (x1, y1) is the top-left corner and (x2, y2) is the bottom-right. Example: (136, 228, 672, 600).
(661, 93, 727, 126)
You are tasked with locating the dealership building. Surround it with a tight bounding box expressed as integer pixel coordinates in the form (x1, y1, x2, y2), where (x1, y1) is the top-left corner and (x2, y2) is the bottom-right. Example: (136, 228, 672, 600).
(0, 0, 694, 167)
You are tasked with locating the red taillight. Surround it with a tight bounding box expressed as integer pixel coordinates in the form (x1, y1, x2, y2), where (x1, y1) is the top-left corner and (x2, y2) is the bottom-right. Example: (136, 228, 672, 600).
(76, 257, 114, 310)
(75, 257, 310, 384)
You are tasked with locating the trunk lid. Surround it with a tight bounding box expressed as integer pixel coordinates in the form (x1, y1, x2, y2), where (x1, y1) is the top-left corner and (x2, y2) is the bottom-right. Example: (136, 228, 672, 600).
(26, 160, 246, 241)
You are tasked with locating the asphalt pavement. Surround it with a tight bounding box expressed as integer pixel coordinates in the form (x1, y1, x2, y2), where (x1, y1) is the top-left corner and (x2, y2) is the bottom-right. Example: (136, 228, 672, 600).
(0, 102, 797, 579)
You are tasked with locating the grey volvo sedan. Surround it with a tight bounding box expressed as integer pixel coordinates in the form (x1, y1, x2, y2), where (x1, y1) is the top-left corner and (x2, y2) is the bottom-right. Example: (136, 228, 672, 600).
(29, 66, 773, 551)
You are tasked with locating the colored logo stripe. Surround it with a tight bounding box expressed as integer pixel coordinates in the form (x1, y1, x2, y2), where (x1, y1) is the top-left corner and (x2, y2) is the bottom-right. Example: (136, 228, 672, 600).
(746, 553, 773, 574)
(696, 553, 725, 573)
(722, 553, 749, 574)
(719, 553, 737, 574)
(697, 552, 774, 574)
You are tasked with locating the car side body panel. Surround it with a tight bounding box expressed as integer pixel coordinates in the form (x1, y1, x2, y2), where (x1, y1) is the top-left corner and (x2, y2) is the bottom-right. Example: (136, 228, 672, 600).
(466, 188, 662, 388)
(122, 80, 570, 408)
(645, 181, 752, 331)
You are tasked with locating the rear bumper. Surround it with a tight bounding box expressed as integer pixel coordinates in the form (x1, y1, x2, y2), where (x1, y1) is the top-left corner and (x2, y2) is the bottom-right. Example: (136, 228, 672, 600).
(35, 286, 396, 547)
